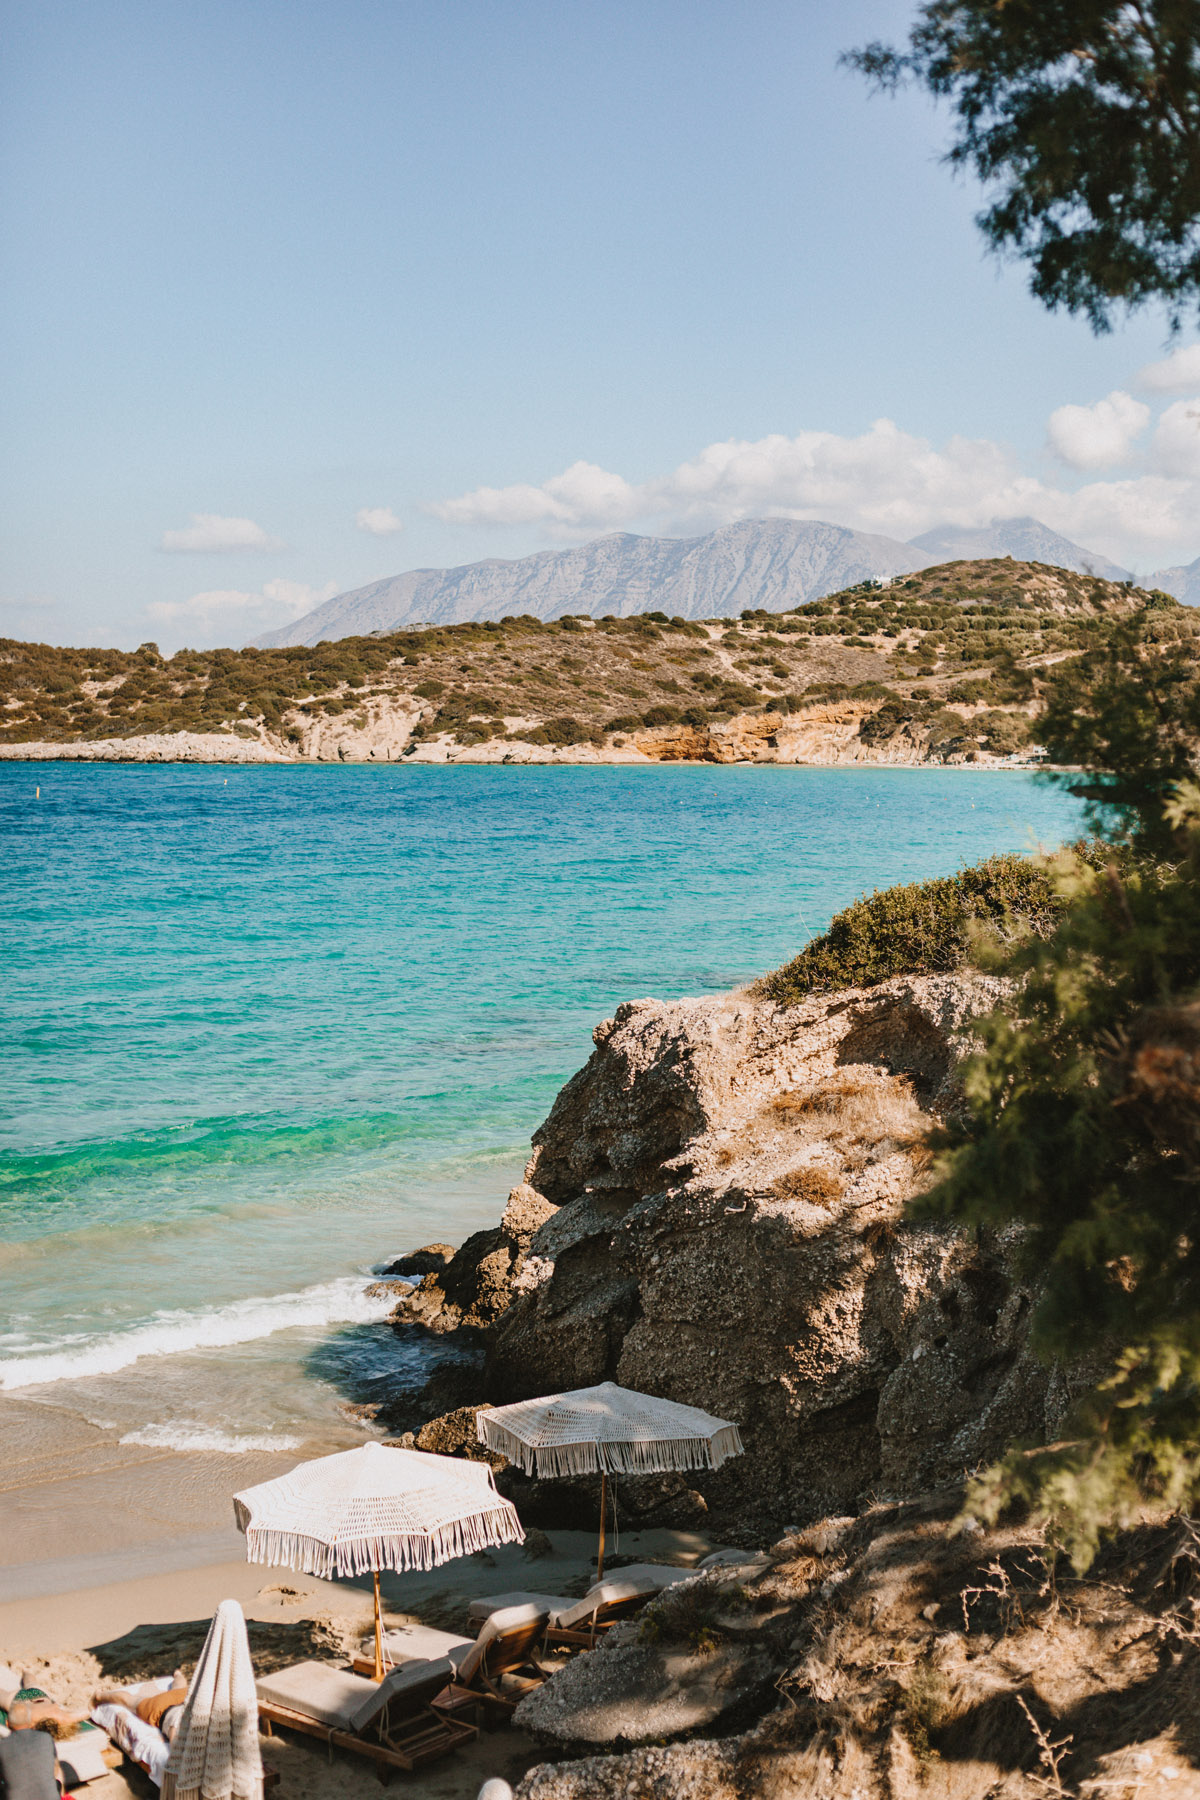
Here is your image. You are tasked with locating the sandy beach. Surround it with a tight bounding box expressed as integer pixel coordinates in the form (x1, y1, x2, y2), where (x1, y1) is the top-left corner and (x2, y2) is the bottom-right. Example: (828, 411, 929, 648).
(1, 1414, 714, 1800)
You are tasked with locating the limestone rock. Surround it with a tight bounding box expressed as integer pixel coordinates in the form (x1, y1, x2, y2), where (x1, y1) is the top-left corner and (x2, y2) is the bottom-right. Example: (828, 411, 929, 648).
(379, 1245, 456, 1277)
(513, 1635, 775, 1751)
(418, 974, 1072, 1534)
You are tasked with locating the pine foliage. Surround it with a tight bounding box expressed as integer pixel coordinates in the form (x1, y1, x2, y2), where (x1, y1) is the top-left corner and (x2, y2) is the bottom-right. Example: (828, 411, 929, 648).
(917, 616, 1200, 1567)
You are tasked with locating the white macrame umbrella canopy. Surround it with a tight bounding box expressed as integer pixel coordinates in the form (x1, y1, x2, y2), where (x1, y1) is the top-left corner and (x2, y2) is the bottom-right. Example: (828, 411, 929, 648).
(233, 1441, 525, 1680)
(161, 1599, 262, 1800)
(233, 1440, 524, 1578)
(475, 1381, 744, 1479)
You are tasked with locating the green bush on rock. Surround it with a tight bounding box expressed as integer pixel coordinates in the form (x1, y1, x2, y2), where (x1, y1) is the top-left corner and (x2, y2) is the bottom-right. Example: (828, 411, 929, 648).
(755, 852, 1094, 1002)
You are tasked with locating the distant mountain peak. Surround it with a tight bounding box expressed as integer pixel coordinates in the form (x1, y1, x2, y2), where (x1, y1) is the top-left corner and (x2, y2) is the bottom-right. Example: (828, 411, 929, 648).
(251, 514, 1131, 648)
(908, 517, 1131, 583)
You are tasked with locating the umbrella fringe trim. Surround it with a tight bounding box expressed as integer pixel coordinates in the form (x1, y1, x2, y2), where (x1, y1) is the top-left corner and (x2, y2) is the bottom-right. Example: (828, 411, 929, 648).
(241, 1508, 525, 1578)
(478, 1421, 745, 1478)
(162, 1785, 262, 1800)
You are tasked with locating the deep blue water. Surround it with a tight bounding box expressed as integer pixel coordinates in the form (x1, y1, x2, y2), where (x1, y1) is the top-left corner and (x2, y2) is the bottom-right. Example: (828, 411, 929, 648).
(0, 762, 1081, 1447)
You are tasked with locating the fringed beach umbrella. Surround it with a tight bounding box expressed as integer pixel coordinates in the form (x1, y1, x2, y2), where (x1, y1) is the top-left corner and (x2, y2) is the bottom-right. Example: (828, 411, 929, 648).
(233, 1441, 524, 1678)
(476, 1381, 743, 1579)
(161, 1599, 262, 1800)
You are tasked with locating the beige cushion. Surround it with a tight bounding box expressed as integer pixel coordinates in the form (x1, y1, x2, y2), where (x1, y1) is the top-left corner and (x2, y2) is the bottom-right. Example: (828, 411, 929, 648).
(378, 1625, 474, 1670)
(466, 1591, 566, 1627)
(255, 1662, 377, 1730)
(58, 1730, 114, 1786)
(698, 1548, 769, 1573)
(594, 1563, 688, 1590)
(548, 1577, 655, 1631)
(456, 1604, 547, 1685)
(347, 1658, 452, 1735)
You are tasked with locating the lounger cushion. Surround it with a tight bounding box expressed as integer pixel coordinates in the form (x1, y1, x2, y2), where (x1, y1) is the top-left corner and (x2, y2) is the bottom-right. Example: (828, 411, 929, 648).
(58, 1728, 115, 1786)
(591, 1563, 688, 1590)
(456, 1604, 548, 1685)
(548, 1577, 657, 1631)
(255, 1662, 377, 1730)
(377, 1624, 474, 1669)
(346, 1657, 453, 1735)
(698, 1549, 771, 1575)
(466, 1592, 568, 1626)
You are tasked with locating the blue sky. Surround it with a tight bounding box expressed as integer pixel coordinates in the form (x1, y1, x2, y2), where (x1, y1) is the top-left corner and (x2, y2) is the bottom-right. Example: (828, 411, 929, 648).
(3, 0, 1199, 651)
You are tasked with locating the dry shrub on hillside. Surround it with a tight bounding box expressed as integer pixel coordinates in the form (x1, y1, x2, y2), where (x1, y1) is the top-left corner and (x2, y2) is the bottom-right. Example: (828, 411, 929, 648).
(773, 1074, 929, 1154)
(770, 1165, 844, 1205)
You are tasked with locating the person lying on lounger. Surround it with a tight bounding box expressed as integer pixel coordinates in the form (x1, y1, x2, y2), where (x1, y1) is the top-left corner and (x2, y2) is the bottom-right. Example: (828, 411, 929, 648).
(91, 1670, 189, 1742)
(3, 1677, 87, 1738)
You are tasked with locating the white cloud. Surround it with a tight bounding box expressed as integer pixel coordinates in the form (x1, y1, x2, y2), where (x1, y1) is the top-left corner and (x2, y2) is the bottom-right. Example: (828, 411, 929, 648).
(426, 410, 1200, 572)
(355, 506, 405, 536)
(159, 513, 283, 553)
(428, 425, 1033, 541)
(1137, 343, 1200, 393)
(1150, 400, 1200, 479)
(1046, 390, 1150, 470)
(148, 578, 337, 626)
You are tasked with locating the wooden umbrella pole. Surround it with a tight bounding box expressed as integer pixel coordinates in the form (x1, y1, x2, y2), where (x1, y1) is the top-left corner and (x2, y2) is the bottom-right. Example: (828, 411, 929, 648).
(372, 1568, 384, 1682)
(597, 1468, 607, 1584)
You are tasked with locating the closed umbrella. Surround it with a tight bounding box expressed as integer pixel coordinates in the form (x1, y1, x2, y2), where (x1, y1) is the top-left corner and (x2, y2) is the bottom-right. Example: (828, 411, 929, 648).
(233, 1440, 524, 1678)
(161, 1599, 261, 1800)
(476, 1381, 742, 1580)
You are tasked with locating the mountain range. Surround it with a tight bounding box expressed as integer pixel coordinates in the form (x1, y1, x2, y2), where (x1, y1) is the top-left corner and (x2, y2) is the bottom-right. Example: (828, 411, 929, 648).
(252, 515, 1141, 647)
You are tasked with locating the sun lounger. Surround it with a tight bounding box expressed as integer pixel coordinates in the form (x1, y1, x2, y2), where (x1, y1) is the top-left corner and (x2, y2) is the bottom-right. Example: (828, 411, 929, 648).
(56, 1727, 119, 1788)
(589, 1562, 690, 1591)
(698, 1548, 771, 1574)
(543, 1575, 659, 1649)
(465, 1590, 572, 1628)
(352, 1622, 475, 1678)
(90, 1702, 172, 1788)
(256, 1657, 476, 1773)
(434, 1604, 552, 1720)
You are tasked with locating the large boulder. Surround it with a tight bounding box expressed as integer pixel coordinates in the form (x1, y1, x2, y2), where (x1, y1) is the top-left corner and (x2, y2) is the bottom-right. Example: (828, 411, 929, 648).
(446, 975, 1079, 1534)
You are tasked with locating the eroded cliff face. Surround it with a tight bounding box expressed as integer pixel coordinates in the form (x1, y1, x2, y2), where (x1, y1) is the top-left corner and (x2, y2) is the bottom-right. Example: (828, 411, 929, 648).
(395, 976, 1076, 1535)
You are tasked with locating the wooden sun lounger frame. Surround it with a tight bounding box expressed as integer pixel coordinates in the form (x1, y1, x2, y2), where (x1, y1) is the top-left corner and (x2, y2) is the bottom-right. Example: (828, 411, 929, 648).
(542, 1592, 650, 1651)
(443, 1614, 555, 1718)
(258, 1697, 476, 1773)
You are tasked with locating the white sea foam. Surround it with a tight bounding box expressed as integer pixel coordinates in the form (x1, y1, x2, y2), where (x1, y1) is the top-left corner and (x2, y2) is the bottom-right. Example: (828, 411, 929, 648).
(119, 1422, 304, 1454)
(0, 1276, 395, 1391)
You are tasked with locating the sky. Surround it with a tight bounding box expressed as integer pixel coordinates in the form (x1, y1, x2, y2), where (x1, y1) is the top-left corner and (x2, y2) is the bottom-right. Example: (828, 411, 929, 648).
(3, 0, 1199, 653)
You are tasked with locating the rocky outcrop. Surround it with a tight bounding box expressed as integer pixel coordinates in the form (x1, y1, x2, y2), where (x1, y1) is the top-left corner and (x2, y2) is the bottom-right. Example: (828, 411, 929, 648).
(511, 1502, 1200, 1799)
(399, 975, 1080, 1536)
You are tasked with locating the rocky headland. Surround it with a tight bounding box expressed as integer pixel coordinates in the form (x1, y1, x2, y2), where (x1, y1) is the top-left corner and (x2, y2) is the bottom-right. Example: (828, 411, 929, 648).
(387, 973, 1075, 1535)
(374, 973, 1199, 1796)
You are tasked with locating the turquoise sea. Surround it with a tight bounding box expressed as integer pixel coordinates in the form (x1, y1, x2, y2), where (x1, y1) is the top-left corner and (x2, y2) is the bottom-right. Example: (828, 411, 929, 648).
(0, 762, 1082, 1454)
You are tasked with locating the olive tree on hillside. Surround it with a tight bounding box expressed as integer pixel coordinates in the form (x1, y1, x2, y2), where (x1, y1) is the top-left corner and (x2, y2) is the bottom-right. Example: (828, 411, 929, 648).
(847, 2, 1200, 329)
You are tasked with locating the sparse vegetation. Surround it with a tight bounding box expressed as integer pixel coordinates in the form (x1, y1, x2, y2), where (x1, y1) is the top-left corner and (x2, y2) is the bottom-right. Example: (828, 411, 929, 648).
(755, 851, 1098, 1002)
(0, 559, 1182, 759)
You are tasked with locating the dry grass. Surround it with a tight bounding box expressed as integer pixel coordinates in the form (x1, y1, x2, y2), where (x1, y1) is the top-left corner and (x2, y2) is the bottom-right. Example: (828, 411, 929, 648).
(770, 1165, 845, 1205)
(773, 1075, 930, 1157)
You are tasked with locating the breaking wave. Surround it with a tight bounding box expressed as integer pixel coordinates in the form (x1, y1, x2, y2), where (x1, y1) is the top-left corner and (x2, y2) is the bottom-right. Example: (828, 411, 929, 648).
(118, 1422, 305, 1454)
(0, 1276, 395, 1391)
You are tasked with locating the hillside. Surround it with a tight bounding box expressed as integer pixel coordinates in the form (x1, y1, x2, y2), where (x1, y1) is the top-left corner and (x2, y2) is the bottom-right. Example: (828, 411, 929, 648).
(250, 514, 1128, 647)
(1, 559, 1183, 765)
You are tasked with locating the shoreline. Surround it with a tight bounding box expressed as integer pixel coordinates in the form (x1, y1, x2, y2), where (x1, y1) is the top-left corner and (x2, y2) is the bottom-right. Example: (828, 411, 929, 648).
(0, 739, 1050, 771)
